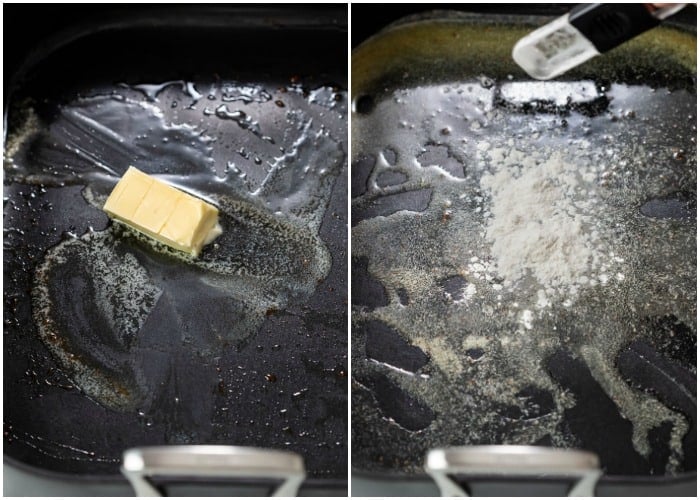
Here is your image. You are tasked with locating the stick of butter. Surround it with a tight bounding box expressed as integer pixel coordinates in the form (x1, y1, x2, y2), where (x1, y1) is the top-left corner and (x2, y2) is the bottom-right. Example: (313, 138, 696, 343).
(103, 166, 222, 257)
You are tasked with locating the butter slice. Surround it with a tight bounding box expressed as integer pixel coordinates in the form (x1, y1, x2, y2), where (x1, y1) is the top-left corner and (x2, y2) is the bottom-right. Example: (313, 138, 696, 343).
(103, 167, 221, 257)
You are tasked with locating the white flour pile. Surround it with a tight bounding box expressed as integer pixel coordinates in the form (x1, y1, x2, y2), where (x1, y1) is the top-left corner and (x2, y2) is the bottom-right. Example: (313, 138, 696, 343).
(479, 144, 603, 300)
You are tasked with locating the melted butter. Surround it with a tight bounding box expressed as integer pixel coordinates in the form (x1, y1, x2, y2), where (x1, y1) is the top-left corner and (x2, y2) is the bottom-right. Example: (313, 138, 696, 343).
(6, 82, 346, 412)
(352, 80, 696, 475)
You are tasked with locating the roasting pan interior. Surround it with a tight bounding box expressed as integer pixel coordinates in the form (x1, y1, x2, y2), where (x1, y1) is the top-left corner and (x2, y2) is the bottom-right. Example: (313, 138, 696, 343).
(351, 8, 696, 487)
(4, 5, 348, 491)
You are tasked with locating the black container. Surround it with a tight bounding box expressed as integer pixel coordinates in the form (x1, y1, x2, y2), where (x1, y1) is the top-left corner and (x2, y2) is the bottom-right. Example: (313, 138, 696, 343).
(351, 4, 696, 496)
(4, 5, 348, 496)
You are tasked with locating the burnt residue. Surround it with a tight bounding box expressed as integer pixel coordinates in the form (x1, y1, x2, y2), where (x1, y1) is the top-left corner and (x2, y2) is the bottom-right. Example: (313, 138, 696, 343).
(363, 319, 429, 373)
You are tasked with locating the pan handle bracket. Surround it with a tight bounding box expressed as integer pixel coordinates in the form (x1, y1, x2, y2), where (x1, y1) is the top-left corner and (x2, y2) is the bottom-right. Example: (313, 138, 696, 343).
(425, 445, 602, 497)
(122, 445, 306, 497)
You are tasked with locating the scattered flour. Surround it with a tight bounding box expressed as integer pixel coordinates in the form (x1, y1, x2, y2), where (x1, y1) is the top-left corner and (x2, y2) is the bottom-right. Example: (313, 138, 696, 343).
(467, 255, 497, 282)
(519, 309, 534, 330)
(464, 282, 477, 300)
(479, 146, 603, 300)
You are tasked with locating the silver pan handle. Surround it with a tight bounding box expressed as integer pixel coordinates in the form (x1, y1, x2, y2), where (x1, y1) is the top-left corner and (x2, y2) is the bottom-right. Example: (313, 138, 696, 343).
(425, 445, 602, 497)
(121, 445, 306, 497)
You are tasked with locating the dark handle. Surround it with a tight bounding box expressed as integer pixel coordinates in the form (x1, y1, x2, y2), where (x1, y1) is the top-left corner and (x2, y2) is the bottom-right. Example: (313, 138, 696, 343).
(569, 3, 660, 53)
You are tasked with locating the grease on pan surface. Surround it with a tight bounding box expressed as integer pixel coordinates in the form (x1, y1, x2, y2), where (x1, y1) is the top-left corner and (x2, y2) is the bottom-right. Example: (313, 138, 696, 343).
(351, 19, 696, 477)
(4, 79, 347, 475)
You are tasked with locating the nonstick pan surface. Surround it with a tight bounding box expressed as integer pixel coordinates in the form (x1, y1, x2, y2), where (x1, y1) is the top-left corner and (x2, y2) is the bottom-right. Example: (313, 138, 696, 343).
(4, 6, 347, 483)
(351, 10, 696, 481)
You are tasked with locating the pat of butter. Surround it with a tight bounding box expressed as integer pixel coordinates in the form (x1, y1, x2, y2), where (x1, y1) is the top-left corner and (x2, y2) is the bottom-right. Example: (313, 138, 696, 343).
(103, 167, 222, 257)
